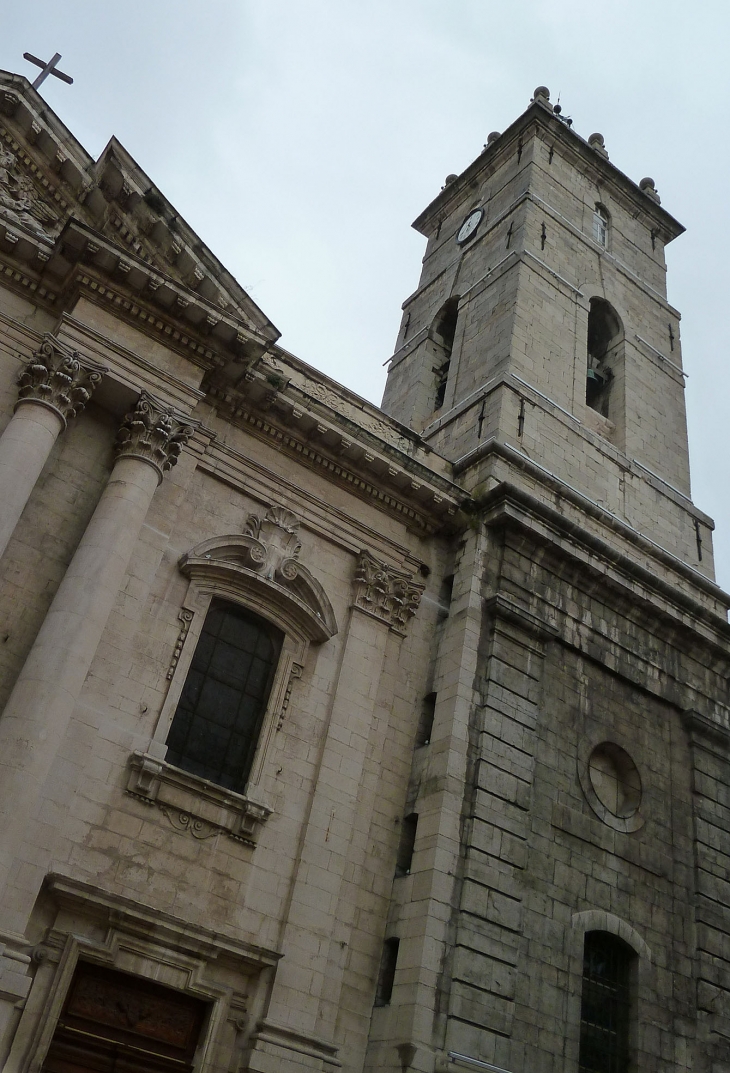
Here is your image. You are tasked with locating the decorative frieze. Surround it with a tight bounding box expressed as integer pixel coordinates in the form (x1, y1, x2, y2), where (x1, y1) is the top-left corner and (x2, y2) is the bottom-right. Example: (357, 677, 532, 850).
(0, 144, 59, 236)
(114, 391, 196, 480)
(16, 335, 106, 426)
(353, 550, 424, 635)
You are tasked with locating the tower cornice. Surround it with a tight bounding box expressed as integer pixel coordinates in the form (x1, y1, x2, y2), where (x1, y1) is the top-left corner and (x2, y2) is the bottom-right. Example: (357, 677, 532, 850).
(412, 98, 684, 244)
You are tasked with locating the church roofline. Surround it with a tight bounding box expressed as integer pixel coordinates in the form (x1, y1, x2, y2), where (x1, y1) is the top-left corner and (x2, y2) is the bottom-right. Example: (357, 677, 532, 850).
(412, 96, 685, 243)
(0, 68, 280, 345)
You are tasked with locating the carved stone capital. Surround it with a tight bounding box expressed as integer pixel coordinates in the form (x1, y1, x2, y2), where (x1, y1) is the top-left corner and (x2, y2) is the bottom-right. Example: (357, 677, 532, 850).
(353, 551, 424, 635)
(115, 392, 196, 481)
(16, 334, 107, 427)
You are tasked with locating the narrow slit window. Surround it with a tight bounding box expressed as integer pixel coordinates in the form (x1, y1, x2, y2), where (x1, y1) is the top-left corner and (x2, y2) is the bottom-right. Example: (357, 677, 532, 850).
(395, 814, 418, 876)
(432, 298, 459, 411)
(579, 931, 634, 1073)
(438, 573, 454, 621)
(166, 600, 283, 794)
(374, 938, 400, 1006)
(416, 692, 436, 747)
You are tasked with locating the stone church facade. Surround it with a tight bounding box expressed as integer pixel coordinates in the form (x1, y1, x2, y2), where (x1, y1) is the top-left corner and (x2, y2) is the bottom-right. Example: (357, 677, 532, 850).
(0, 69, 727, 1073)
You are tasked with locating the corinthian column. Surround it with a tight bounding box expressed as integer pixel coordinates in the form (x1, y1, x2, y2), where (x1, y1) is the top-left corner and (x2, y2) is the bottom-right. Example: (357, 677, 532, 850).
(0, 392, 194, 933)
(0, 335, 106, 559)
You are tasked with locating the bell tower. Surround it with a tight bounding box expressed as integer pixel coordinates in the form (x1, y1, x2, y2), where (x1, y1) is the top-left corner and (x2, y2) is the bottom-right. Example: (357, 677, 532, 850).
(382, 85, 707, 573)
(368, 90, 730, 1073)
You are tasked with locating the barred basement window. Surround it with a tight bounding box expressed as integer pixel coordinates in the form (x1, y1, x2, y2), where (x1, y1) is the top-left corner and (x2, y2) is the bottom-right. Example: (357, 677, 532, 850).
(579, 931, 634, 1073)
(165, 600, 283, 794)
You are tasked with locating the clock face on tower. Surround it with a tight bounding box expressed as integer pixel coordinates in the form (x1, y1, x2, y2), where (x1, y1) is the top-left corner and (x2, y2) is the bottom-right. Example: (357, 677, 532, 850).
(456, 207, 484, 245)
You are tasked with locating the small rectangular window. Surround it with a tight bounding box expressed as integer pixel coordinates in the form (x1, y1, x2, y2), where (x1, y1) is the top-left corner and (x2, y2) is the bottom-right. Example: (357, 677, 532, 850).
(438, 574, 454, 622)
(374, 938, 400, 1006)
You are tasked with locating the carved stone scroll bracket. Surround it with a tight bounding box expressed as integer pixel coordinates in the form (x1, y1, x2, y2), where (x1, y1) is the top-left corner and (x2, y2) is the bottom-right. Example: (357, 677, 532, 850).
(352, 551, 424, 636)
(159, 806, 219, 841)
(126, 751, 272, 847)
(16, 334, 107, 427)
(115, 391, 197, 482)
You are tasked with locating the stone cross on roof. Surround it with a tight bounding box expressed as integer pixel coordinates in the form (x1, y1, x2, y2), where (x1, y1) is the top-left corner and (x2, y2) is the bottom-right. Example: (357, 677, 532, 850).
(22, 52, 73, 90)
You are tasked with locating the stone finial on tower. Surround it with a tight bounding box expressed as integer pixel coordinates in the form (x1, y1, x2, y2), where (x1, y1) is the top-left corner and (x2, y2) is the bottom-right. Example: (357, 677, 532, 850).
(532, 86, 553, 111)
(588, 133, 609, 159)
(639, 177, 661, 204)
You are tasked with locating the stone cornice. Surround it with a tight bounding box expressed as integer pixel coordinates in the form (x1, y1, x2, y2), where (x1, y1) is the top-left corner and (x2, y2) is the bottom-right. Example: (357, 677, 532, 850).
(0, 223, 272, 374)
(477, 480, 730, 660)
(413, 101, 683, 243)
(463, 438, 725, 610)
(43, 872, 280, 966)
(682, 709, 730, 757)
(206, 379, 466, 534)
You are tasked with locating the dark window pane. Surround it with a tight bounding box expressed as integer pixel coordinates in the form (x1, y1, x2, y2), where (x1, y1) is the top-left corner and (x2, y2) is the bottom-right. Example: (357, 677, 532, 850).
(166, 601, 283, 793)
(579, 931, 633, 1073)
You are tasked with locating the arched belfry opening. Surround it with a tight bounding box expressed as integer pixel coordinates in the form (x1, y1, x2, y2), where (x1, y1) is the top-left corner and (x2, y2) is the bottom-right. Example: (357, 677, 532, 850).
(432, 297, 460, 411)
(586, 297, 622, 419)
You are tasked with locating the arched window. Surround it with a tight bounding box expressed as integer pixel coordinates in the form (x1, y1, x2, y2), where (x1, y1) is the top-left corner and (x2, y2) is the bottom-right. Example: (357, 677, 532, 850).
(432, 297, 459, 411)
(165, 600, 283, 794)
(593, 204, 609, 247)
(586, 297, 622, 417)
(579, 931, 634, 1073)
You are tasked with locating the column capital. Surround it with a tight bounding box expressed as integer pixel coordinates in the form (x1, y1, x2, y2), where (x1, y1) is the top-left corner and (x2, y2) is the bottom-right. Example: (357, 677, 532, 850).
(16, 334, 107, 427)
(114, 392, 196, 481)
(352, 550, 424, 635)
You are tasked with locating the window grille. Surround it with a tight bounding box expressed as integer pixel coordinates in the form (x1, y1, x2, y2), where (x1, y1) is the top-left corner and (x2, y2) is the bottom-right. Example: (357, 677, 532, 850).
(166, 601, 282, 793)
(579, 931, 633, 1073)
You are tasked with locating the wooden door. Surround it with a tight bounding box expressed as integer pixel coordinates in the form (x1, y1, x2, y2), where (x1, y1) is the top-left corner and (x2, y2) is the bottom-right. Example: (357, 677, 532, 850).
(42, 962, 207, 1073)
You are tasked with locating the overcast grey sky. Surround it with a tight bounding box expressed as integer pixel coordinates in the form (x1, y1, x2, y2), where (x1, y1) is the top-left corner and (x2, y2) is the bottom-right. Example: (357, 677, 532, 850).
(3, 2, 730, 587)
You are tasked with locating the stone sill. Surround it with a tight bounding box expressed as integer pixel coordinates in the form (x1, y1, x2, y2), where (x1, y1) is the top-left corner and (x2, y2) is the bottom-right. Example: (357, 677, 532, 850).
(126, 751, 271, 846)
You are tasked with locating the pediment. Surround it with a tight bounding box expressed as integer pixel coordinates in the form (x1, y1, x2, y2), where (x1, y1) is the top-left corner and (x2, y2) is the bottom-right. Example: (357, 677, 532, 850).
(179, 506, 338, 644)
(0, 72, 279, 351)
